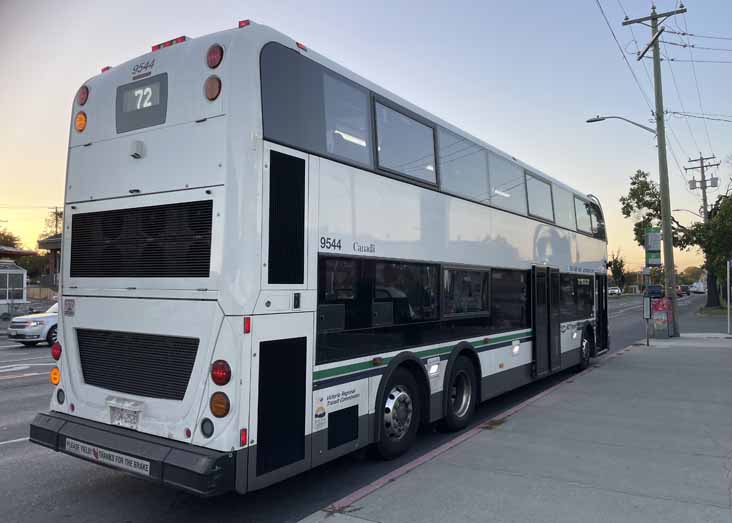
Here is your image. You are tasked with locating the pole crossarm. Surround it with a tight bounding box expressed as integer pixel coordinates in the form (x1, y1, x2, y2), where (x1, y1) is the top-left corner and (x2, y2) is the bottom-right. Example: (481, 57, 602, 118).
(622, 7, 687, 26)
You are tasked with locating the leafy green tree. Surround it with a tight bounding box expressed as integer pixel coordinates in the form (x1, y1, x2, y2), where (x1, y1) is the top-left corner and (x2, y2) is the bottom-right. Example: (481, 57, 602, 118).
(619, 170, 690, 248)
(608, 250, 626, 289)
(619, 169, 726, 307)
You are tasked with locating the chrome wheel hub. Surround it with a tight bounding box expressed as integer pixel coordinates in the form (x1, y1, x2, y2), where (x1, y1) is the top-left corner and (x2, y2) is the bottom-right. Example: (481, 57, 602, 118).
(581, 338, 589, 360)
(383, 385, 413, 441)
(450, 370, 472, 418)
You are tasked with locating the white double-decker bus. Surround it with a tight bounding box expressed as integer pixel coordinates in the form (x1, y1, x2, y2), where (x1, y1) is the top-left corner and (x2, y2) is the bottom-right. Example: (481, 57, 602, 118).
(31, 20, 608, 496)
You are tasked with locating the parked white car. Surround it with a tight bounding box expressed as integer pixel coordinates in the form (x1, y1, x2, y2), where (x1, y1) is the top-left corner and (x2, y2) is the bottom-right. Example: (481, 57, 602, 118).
(8, 303, 58, 347)
(608, 286, 622, 296)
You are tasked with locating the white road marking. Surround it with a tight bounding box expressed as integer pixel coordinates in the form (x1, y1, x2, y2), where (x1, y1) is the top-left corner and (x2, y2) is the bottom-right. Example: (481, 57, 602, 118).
(0, 437, 29, 446)
(0, 372, 47, 381)
(0, 363, 55, 373)
(0, 356, 54, 364)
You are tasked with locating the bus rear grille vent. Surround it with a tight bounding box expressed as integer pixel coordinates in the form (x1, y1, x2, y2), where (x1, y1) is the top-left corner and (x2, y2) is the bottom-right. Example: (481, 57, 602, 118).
(77, 329, 199, 401)
(70, 200, 212, 278)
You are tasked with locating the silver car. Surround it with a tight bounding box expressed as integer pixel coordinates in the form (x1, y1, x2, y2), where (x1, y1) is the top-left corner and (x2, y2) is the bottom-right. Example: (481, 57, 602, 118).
(8, 303, 58, 347)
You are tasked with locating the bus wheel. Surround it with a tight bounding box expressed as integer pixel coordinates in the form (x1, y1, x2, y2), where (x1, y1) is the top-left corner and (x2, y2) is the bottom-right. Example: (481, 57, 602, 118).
(441, 356, 478, 432)
(376, 368, 421, 460)
(577, 330, 593, 371)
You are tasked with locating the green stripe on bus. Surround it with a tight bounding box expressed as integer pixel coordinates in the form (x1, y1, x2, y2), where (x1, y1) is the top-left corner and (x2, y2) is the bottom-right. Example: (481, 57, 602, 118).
(313, 329, 532, 381)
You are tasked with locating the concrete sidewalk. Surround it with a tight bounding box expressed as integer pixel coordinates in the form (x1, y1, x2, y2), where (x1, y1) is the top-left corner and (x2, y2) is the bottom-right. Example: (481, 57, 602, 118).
(303, 333, 732, 523)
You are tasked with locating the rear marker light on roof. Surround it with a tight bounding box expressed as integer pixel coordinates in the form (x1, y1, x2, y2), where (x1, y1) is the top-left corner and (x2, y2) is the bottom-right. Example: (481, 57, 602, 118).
(101, 66, 111, 73)
(238, 20, 251, 28)
(296, 42, 307, 51)
(152, 35, 187, 52)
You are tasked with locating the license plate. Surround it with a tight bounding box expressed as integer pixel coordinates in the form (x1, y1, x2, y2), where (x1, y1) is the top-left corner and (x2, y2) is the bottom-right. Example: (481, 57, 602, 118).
(65, 438, 150, 476)
(109, 406, 140, 430)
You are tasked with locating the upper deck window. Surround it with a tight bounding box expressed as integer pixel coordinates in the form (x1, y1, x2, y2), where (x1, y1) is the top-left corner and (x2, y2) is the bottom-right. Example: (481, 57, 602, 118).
(375, 102, 436, 183)
(323, 73, 371, 166)
(261, 42, 372, 168)
(574, 197, 593, 233)
(588, 202, 607, 240)
(525, 172, 554, 222)
(553, 186, 577, 230)
(488, 152, 527, 215)
(438, 129, 489, 202)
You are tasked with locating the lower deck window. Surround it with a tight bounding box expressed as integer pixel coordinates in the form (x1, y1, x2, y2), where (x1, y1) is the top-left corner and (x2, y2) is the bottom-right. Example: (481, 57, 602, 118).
(317, 257, 530, 364)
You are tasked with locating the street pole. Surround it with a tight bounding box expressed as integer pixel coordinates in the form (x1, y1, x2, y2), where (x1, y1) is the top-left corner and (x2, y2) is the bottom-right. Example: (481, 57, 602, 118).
(685, 155, 721, 308)
(727, 259, 730, 335)
(624, 5, 686, 337)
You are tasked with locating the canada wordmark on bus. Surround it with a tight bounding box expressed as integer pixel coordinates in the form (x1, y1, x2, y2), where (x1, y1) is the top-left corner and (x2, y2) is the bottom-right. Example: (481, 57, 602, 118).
(30, 20, 609, 496)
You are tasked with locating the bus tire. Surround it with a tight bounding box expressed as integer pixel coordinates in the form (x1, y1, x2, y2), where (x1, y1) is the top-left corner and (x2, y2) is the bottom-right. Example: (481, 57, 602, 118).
(375, 367, 421, 460)
(577, 329, 593, 371)
(440, 356, 478, 432)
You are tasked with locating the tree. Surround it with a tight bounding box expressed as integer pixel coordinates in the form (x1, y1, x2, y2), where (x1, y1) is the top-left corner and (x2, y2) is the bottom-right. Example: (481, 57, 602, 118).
(40, 208, 63, 238)
(691, 194, 732, 307)
(608, 250, 626, 289)
(619, 169, 723, 306)
(0, 228, 21, 248)
(679, 266, 703, 285)
(619, 170, 690, 248)
(16, 254, 49, 280)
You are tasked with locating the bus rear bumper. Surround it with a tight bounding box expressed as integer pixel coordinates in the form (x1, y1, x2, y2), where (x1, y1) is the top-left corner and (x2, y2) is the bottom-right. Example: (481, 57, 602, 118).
(30, 411, 236, 497)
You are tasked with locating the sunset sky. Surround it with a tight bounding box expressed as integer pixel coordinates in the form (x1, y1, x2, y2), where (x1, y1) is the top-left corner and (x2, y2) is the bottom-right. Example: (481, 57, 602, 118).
(2, 0, 730, 270)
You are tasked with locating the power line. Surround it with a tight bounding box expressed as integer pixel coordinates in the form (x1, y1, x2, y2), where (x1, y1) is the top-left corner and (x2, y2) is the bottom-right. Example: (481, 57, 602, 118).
(660, 40, 732, 52)
(668, 111, 732, 124)
(679, 14, 715, 155)
(664, 28, 732, 41)
(655, 57, 732, 64)
(661, 41, 701, 153)
(595, 0, 654, 112)
(616, 0, 654, 91)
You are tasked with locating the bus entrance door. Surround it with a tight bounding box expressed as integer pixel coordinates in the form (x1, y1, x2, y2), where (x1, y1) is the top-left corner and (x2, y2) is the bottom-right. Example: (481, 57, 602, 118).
(595, 274, 609, 354)
(532, 267, 550, 377)
(548, 268, 562, 371)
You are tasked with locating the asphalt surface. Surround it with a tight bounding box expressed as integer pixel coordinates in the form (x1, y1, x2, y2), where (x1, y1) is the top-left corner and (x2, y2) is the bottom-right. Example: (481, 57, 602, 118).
(0, 294, 715, 523)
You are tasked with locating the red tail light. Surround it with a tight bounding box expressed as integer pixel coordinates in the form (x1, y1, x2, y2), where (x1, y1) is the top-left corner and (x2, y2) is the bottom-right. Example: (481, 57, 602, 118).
(77, 85, 89, 106)
(238, 20, 251, 28)
(207, 44, 224, 69)
(51, 341, 62, 361)
(244, 317, 251, 334)
(211, 360, 231, 386)
(240, 428, 248, 446)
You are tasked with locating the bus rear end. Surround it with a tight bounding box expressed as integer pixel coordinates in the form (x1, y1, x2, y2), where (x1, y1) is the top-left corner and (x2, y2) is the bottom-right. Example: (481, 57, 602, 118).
(30, 29, 256, 496)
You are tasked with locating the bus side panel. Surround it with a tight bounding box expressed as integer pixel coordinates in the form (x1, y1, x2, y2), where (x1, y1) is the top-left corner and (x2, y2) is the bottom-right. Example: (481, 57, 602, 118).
(311, 378, 371, 467)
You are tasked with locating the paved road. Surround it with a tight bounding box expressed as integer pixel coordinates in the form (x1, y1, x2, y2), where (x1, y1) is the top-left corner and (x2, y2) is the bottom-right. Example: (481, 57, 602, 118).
(0, 294, 713, 523)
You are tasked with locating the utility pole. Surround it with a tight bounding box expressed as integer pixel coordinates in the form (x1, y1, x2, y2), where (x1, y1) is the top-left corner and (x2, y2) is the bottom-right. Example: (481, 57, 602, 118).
(685, 154, 721, 308)
(624, 4, 686, 336)
(685, 154, 720, 221)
